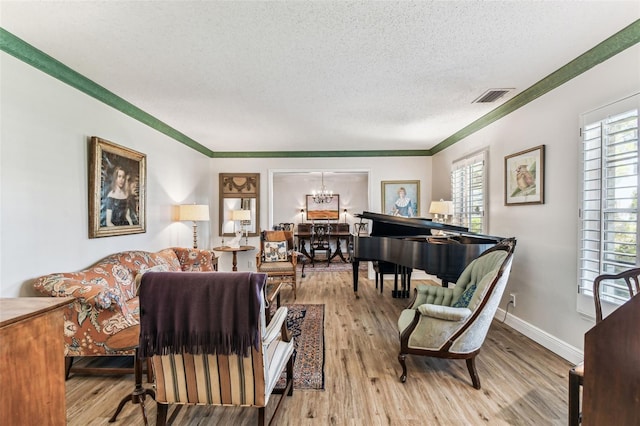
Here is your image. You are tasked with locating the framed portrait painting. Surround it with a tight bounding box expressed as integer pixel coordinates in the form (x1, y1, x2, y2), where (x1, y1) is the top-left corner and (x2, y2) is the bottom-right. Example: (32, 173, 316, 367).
(504, 145, 545, 206)
(89, 137, 146, 238)
(306, 194, 340, 220)
(381, 180, 420, 217)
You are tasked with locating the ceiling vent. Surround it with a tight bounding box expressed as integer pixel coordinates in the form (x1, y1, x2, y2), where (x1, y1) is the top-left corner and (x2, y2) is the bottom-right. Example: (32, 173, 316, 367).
(472, 88, 514, 103)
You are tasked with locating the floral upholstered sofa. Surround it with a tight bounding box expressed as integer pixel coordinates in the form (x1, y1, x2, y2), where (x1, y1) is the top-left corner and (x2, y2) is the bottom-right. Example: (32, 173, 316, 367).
(32, 247, 217, 374)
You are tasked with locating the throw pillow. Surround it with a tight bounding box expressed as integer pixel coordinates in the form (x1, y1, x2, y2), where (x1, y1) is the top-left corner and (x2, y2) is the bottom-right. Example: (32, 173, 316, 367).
(263, 241, 288, 262)
(452, 283, 477, 308)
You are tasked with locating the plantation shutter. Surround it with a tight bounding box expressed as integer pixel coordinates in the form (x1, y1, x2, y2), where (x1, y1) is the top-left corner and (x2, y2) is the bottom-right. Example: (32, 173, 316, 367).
(578, 93, 640, 315)
(451, 150, 487, 234)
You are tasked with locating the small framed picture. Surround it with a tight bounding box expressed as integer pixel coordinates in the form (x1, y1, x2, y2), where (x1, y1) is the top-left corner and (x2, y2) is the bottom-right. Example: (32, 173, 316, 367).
(504, 145, 545, 205)
(381, 180, 420, 217)
(89, 137, 146, 238)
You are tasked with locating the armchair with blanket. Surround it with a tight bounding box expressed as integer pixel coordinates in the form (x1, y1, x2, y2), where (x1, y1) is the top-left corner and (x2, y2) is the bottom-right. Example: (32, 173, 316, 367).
(139, 271, 294, 425)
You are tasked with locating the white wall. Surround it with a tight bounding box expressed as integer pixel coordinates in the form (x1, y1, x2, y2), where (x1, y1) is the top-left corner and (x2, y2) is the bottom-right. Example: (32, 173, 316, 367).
(432, 44, 640, 358)
(0, 53, 212, 297)
(209, 157, 432, 271)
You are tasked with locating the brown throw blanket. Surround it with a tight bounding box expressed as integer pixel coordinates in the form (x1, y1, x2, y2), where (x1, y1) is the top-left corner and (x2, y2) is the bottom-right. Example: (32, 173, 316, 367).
(138, 271, 266, 358)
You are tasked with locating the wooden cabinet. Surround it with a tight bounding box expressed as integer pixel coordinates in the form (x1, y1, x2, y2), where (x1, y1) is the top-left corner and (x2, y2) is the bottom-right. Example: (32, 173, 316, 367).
(0, 297, 73, 425)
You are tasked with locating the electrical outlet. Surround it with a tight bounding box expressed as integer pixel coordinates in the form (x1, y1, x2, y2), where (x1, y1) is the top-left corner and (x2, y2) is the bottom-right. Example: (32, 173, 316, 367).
(509, 293, 516, 308)
(248, 260, 254, 268)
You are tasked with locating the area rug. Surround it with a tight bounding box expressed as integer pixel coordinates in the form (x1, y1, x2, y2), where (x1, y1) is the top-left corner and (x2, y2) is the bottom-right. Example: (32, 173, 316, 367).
(275, 304, 325, 391)
(297, 258, 367, 273)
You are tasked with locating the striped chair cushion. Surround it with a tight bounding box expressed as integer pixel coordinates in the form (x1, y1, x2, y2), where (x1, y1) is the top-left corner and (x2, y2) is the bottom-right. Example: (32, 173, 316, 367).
(153, 349, 266, 407)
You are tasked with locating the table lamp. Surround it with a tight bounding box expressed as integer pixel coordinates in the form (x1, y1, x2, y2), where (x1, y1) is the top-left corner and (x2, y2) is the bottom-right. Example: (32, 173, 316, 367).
(177, 204, 210, 248)
(232, 209, 251, 245)
(429, 200, 454, 224)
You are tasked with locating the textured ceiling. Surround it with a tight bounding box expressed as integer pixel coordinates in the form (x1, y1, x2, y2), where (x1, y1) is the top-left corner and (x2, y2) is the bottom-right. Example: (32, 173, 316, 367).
(2, 1, 639, 153)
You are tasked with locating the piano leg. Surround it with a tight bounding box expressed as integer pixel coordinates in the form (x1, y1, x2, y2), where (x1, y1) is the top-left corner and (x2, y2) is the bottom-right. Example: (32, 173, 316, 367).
(392, 267, 400, 298)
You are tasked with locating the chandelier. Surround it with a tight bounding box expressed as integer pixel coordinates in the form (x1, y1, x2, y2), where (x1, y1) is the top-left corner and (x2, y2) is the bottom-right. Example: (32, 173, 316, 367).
(312, 172, 334, 204)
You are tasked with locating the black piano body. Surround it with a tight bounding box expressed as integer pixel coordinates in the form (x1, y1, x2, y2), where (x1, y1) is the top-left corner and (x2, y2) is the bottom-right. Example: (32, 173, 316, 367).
(352, 212, 504, 297)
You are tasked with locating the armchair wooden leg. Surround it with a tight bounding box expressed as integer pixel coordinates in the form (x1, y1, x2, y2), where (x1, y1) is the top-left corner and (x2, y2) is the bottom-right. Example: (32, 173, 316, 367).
(398, 353, 408, 383)
(466, 357, 481, 390)
(568, 368, 582, 426)
(156, 403, 168, 426)
(258, 407, 265, 426)
(287, 356, 294, 396)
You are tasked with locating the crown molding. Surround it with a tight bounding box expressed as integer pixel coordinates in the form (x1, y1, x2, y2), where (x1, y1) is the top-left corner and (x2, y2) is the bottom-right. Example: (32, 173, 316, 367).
(430, 19, 640, 155)
(2, 19, 639, 159)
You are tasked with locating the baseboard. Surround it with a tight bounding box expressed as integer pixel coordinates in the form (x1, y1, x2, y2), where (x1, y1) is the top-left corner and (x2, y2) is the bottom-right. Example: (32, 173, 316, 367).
(494, 308, 583, 366)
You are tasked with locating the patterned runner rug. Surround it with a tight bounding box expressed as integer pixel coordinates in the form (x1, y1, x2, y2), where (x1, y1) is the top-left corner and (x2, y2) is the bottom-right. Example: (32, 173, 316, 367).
(275, 304, 325, 391)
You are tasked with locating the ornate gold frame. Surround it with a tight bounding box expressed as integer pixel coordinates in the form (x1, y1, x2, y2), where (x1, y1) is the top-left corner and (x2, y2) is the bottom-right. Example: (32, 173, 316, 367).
(88, 137, 146, 238)
(219, 173, 260, 237)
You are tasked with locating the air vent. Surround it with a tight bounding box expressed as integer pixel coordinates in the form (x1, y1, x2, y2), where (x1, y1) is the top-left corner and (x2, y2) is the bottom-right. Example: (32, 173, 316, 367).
(473, 88, 513, 103)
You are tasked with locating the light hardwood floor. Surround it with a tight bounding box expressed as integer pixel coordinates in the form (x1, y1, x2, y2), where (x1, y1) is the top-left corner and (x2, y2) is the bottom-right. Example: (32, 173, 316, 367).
(66, 269, 571, 425)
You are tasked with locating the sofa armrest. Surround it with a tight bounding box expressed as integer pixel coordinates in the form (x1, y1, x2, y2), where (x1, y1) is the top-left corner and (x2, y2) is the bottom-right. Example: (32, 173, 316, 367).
(32, 274, 125, 311)
(417, 304, 472, 322)
(171, 247, 217, 271)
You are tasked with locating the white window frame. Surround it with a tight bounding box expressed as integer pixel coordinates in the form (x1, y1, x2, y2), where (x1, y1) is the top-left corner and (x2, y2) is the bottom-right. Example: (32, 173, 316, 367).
(577, 93, 640, 317)
(451, 149, 488, 234)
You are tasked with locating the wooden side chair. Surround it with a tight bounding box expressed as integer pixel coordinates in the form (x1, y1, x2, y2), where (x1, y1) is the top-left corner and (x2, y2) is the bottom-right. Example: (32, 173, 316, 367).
(256, 230, 298, 299)
(568, 267, 640, 425)
(138, 271, 294, 426)
(397, 238, 516, 389)
(310, 223, 332, 266)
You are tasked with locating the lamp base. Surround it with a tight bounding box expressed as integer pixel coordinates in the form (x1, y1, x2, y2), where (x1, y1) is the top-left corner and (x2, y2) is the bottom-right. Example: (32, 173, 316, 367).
(192, 222, 198, 249)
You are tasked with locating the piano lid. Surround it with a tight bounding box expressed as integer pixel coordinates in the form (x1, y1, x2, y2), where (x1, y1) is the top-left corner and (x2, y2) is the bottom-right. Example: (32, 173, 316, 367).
(355, 211, 499, 240)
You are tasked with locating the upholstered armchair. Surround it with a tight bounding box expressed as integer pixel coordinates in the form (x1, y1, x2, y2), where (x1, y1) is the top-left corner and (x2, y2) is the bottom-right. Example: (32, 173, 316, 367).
(138, 271, 294, 426)
(32, 247, 217, 377)
(256, 230, 298, 299)
(397, 238, 516, 389)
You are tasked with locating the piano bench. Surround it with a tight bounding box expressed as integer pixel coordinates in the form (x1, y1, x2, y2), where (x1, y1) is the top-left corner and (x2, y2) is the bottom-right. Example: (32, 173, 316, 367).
(373, 261, 412, 298)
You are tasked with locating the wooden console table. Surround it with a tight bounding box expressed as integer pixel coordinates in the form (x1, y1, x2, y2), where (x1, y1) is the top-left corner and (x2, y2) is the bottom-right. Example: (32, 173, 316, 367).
(0, 297, 74, 425)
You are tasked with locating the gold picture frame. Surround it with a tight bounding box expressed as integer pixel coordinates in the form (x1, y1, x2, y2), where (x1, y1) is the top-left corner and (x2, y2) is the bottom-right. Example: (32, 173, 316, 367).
(504, 145, 545, 205)
(89, 137, 146, 238)
(219, 173, 260, 237)
(381, 180, 420, 217)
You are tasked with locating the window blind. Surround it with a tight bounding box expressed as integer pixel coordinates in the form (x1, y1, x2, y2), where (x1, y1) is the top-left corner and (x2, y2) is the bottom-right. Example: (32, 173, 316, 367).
(451, 150, 487, 234)
(579, 93, 639, 313)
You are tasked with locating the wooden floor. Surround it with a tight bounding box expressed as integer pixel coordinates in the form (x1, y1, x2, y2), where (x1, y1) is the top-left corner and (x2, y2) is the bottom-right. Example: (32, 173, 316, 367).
(66, 270, 571, 425)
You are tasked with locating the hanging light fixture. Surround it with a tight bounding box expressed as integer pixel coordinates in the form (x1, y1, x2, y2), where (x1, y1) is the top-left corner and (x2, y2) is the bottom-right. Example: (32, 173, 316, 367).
(312, 172, 334, 204)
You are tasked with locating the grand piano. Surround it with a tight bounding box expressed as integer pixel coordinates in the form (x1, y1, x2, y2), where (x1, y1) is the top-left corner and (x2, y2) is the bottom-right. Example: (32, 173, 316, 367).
(352, 211, 505, 297)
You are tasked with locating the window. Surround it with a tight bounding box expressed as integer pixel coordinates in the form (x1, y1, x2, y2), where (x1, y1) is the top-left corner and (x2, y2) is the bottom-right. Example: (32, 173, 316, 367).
(578, 93, 639, 315)
(451, 150, 487, 234)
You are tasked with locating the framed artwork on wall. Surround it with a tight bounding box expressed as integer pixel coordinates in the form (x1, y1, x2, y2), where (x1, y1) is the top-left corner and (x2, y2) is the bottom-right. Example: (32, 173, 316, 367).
(504, 145, 545, 205)
(306, 194, 340, 220)
(89, 136, 146, 238)
(381, 180, 420, 217)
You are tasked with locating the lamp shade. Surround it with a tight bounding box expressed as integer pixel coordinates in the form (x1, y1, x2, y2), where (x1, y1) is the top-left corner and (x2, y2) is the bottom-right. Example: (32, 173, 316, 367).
(429, 200, 454, 216)
(178, 204, 210, 221)
(231, 209, 251, 221)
